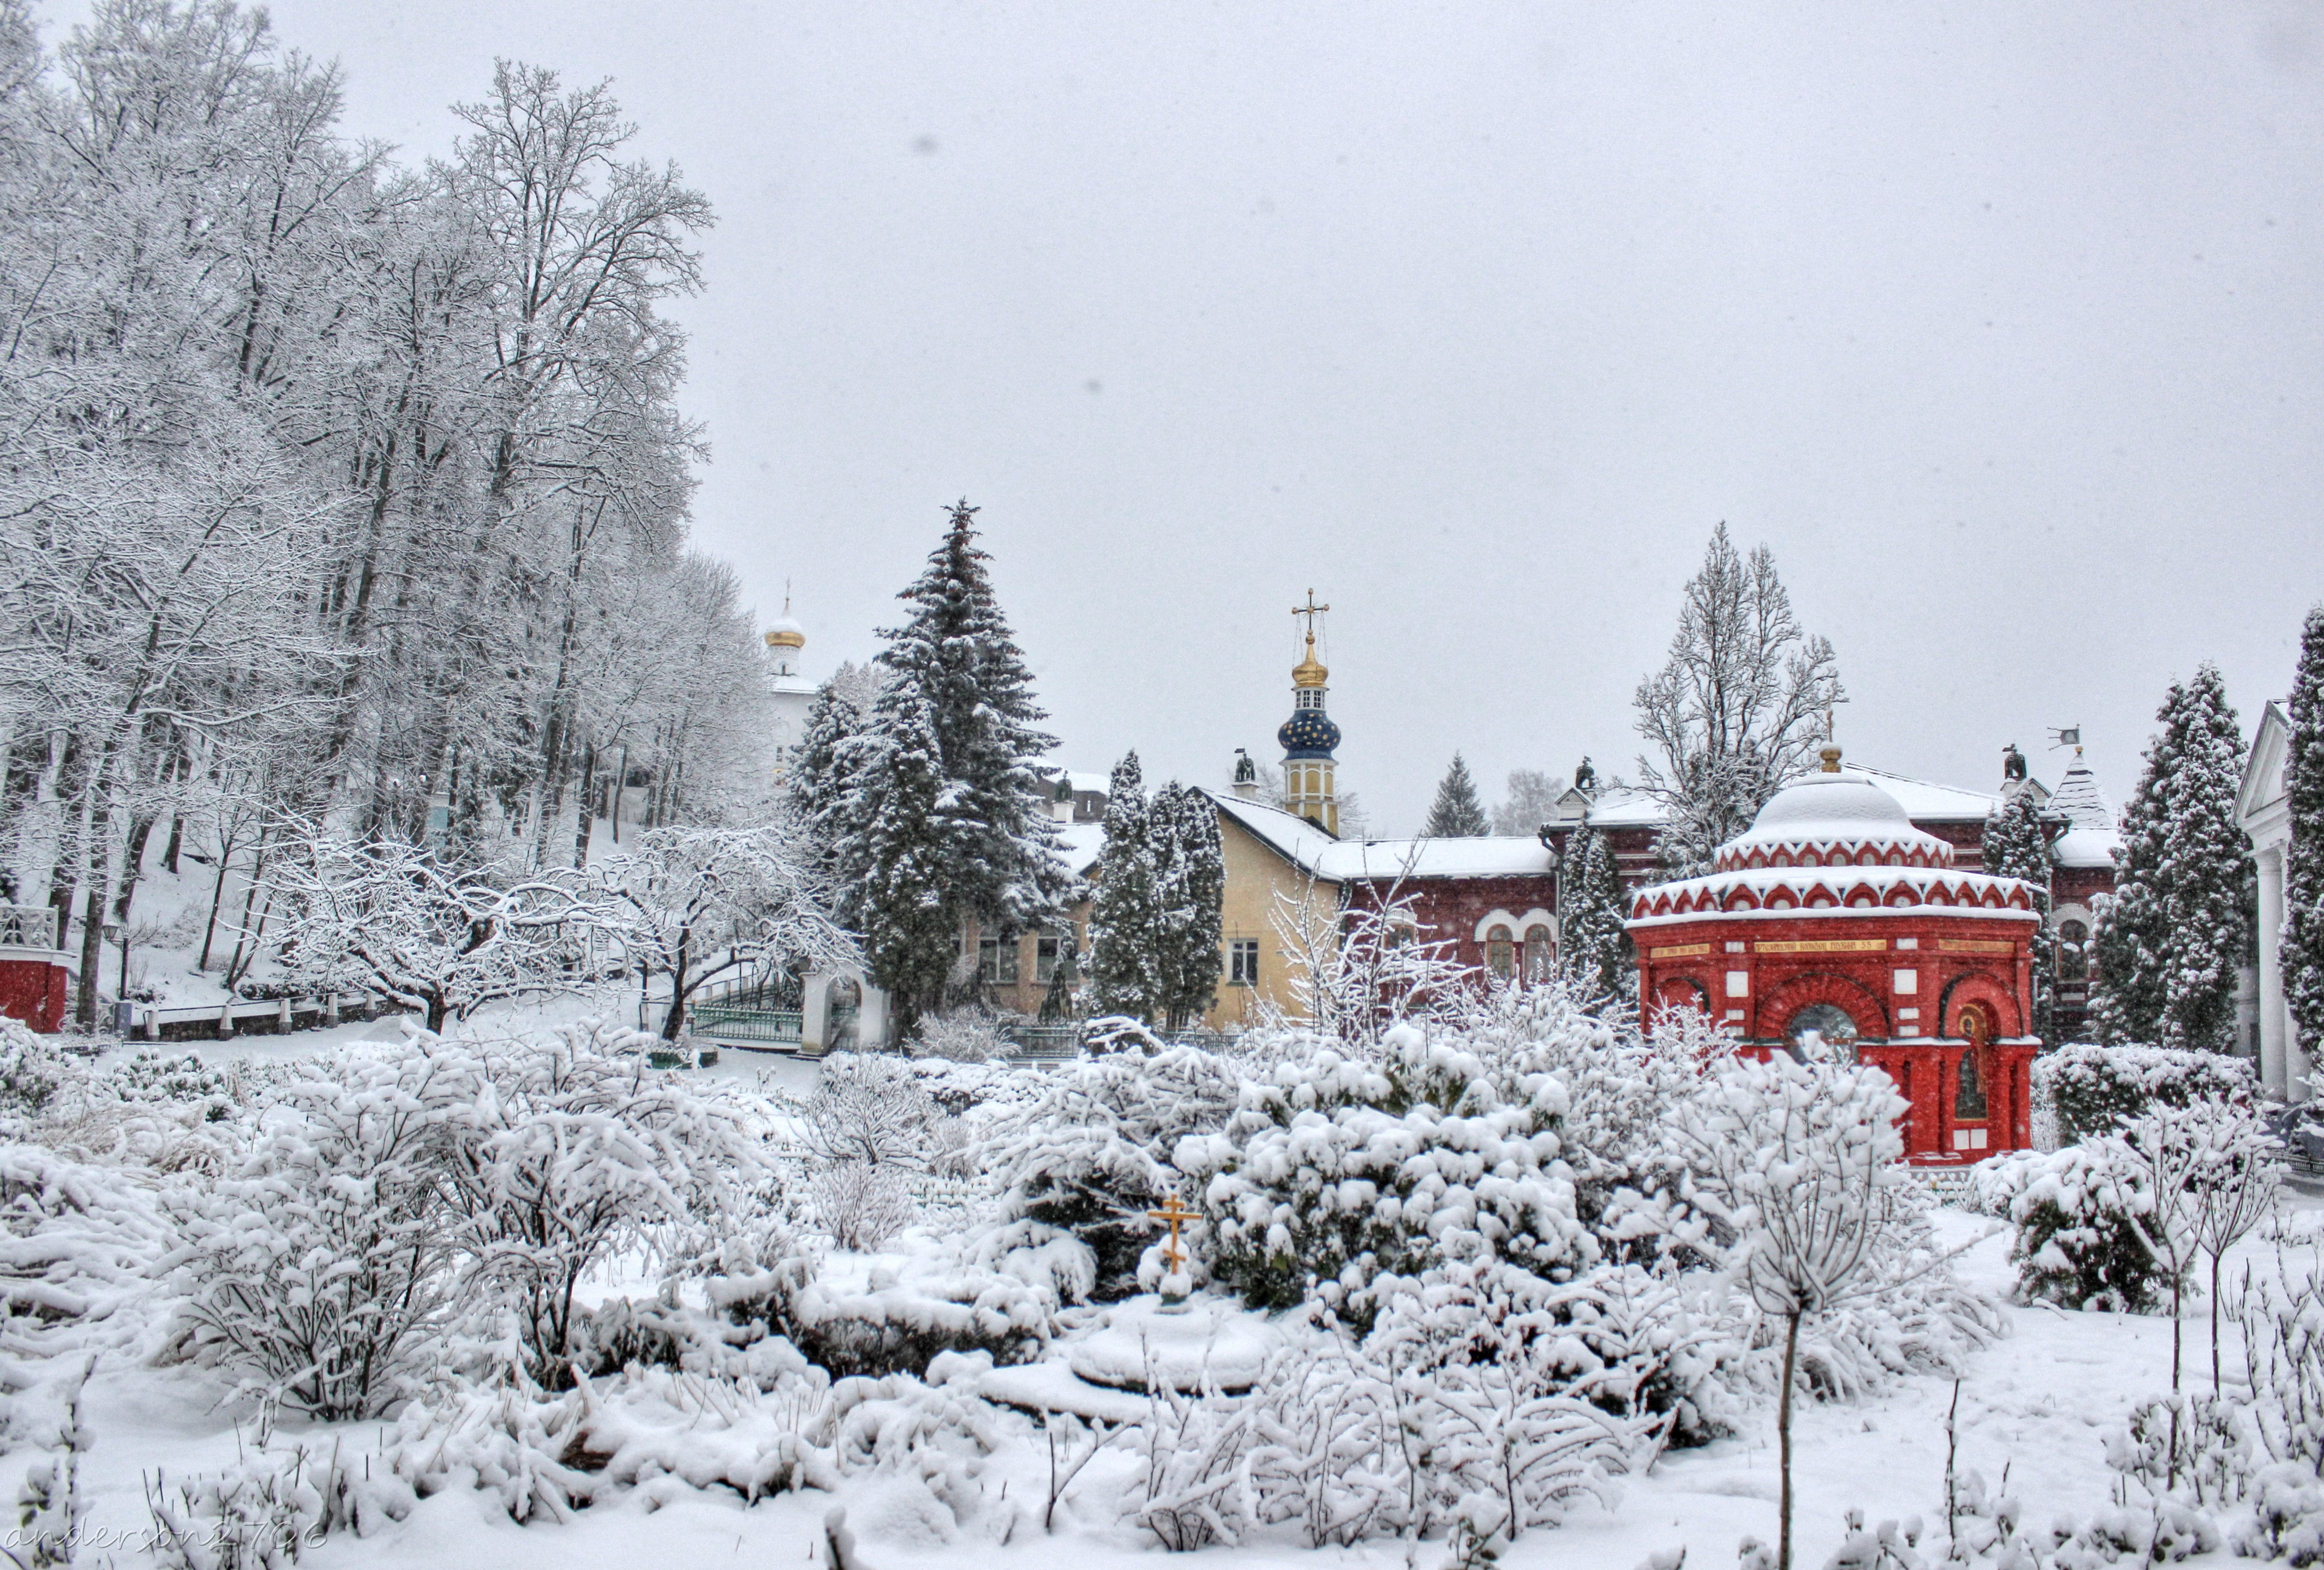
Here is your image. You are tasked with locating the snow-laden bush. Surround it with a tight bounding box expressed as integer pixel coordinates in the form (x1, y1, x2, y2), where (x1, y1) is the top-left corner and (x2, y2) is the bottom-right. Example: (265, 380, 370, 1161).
(0, 1144, 172, 1382)
(440, 1019, 761, 1389)
(813, 1160, 918, 1251)
(2035, 1042, 2256, 1148)
(1366, 1259, 1672, 1542)
(145, 1434, 414, 1569)
(908, 1007, 1007, 1063)
(1983, 1141, 2171, 1312)
(0, 1022, 75, 1126)
(1244, 1342, 1403, 1547)
(2104, 1392, 2251, 1511)
(2239, 1242, 2324, 1476)
(1122, 1378, 1256, 1550)
(984, 1043, 1238, 1301)
(1177, 1023, 1587, 1321)
(747, 1243, 1064, 1377)
(165, 1049, 469, 1419)
(1770, 1196, 2002, 1405)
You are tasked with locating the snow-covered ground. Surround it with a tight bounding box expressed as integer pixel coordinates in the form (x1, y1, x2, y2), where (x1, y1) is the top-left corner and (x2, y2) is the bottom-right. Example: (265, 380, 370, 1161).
(8, 1017, 2304, 1570)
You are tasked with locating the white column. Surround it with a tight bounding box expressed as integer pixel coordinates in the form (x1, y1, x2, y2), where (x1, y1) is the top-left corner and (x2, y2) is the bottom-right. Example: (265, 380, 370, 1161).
(2258, 845, 2289, 1099)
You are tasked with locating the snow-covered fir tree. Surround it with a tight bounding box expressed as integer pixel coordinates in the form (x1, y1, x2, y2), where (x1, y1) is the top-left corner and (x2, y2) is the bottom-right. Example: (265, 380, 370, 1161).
(837, 502, 1068, 1029)
(1633, 524, 1842, 877)
(1151, 782, 1226, 1031)
(1982, 789, 2056, 1041)
(2088, 664, 2254, 1052)
(787, 683, 866, 912)
(1423, 753, 1491, 837)
(848, 685, 959, 1040)
(1088, 752, 1163, 1021)
(2286, 607, 2324, 1051)
(1560, 821, 1634, 1007)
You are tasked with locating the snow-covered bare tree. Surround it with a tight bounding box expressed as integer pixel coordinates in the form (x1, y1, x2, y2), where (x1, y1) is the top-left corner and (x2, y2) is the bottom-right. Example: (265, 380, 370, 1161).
(1490, 768, 1565, 837)
(1633, 524, 1843, 878)
(1666, 1054, 1907, 1570)
(582, 821, 857, 1040)
(265, 832, 582, 1033)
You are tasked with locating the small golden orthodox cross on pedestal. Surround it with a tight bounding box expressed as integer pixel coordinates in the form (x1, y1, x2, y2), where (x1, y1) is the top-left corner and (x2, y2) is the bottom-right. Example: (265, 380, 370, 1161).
(1146, 1193, 1199, 1277)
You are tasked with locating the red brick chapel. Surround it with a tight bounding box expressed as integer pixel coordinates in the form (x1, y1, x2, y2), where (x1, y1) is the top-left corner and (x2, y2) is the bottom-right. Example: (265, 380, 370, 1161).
(1625, 744, 2044, 1163)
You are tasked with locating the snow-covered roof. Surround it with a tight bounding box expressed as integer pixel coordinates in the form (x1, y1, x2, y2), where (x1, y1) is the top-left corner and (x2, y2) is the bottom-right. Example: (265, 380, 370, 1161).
(1208, 791, 1343, 874)
(2048, 764, 2116, 833)
(1629, 865, 2044, 925)
(1202, 791, 1549, 882)
(1051, 821, 1106, 877)
(1558, 764, 2006, 833)
(1716, 773, 1956, 873)
(1315, 836, 1551, 882)
(2051, 827, 2122, 870)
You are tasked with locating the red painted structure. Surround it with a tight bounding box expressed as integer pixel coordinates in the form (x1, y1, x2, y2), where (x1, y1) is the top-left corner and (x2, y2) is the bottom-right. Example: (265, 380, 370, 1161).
(0, 955, 67, 1033)
(1626, 752, 2043, 1164)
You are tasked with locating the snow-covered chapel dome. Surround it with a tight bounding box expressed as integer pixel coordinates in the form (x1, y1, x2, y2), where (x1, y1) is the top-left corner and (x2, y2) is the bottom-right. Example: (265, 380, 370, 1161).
(1716, 771, 1955, 873)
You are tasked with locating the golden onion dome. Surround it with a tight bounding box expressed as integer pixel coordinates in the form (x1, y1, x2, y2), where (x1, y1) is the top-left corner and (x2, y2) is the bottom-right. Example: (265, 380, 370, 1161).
(1291, 637, 1329, 689)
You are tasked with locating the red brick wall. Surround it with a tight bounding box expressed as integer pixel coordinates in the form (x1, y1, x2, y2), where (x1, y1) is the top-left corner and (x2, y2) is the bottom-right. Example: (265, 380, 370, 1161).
(1345, 874, 1560, 975)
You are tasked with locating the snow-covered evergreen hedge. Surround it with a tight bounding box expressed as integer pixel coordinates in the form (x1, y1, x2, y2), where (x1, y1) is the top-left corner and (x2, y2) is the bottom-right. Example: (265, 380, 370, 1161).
(2034, 1042, 2256, 1148)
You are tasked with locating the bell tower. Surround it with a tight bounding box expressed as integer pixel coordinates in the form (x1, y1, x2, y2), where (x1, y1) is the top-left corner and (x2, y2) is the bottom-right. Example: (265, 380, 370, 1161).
(1277, 590, 1342, 836)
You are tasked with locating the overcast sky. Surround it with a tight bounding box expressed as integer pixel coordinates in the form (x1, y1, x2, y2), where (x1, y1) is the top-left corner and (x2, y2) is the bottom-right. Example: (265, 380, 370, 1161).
(57, 0, 2324, 832)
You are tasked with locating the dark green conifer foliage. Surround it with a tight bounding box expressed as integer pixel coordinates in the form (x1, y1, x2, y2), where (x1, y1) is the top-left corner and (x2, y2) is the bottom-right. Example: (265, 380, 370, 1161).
(2088, 664, 2253, 1052)
(1153, 783, 1226, 1031)
(2285, 607, 2324, 1050)
(1089, 752, 1160, 1021)
(1982, 789, 2056, 1041)
(1423, 753, 1491, 837)
(1560, 821, 1634, 1007)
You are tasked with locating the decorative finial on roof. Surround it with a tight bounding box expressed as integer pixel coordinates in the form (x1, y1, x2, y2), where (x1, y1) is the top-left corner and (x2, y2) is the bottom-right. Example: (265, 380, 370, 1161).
(1820, 743, 1843, 774)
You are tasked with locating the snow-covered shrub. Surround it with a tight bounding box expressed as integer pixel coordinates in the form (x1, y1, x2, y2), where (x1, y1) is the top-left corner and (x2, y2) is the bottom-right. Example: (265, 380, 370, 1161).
(1245, 1342, 1404, 1547)
(1988, 1142, 2171, 1312)
(1178, 1024, 1586, 1320)
(2104, 1393, 2250, 1511)
(2240, 1244, 2324, 1473)
(2035, 1042, 2255, 1148)
(1366, 1259, 1671, 1541)
(908, 1007, 1006, 1063)
(440, 1019, 762, 1389)
(564, 1367, 842, 1502)
(987, 1044, 1238, 1300)
(0, 1145, 171, 1369)
(388, 1384, 595, 1521)
(12, 1366, 90, 1569)
(813, 1160, 916, 1251)
(0, 1022, 75, 1126)
(1779, 1196, 2002, 1404)
(145, 1435, 414, 1570)
(801, 1053, 939, 1167)
(165, 1049, 467, 1419)
(763, 1249, 1060, 1377)
(2241, 1464, 2324, 1565)
(1122, 1380, 1255, 1550)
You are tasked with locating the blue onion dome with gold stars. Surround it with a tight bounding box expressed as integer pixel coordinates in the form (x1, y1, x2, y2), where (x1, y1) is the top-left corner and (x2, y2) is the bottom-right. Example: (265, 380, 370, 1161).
(1278, 636, 1339, 758)
(1279, 707, 1340, 759)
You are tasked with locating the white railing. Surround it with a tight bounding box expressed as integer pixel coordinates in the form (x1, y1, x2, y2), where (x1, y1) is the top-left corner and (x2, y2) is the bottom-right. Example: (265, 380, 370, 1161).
(0, 906, 58, 951)
(112, 993, 376, 1041)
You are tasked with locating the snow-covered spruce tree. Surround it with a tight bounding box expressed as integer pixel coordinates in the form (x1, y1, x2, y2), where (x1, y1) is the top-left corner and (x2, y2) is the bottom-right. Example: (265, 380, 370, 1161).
(1559, 820, 1635, 1008)
(2088, 665, 2254, 1052)
(1633, 524, 1843, 878)
(2285, 606, 2324, 1056)
(787, 683, 866, 909)
(1423, 754, 1491, 837)
(841, 501, 1067, 1032)
(848, 686, 962, 1042)
(1088, 752, 1163, 1022)
(1152, 782, 1225, 1032)
(1982, 790, 2056, 1041)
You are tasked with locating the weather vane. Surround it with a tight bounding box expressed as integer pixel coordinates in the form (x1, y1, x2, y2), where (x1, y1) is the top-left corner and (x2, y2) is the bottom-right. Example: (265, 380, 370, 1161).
(2048, 725, 2082, 759)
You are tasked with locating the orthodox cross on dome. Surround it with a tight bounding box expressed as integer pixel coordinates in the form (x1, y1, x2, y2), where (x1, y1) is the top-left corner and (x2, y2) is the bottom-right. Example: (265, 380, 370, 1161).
(1292, 589, 1330, 649)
